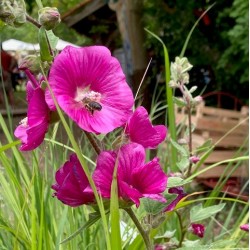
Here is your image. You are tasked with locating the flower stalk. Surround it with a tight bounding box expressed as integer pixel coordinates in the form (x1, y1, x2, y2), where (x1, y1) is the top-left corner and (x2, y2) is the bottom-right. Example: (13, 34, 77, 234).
(84, 131, 101, 155)
(26, 14, 41, 28)
(124, 207, 153, 250)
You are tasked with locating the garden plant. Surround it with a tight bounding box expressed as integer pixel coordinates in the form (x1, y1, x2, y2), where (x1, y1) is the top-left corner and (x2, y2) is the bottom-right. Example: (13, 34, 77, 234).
(0, 1, 249, 249)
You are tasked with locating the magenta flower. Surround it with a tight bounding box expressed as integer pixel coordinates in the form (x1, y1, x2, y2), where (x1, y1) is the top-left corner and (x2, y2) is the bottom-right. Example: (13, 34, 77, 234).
(14, 85, 50, 151)
(52, 154, 94, 207)
(164, 186, 186, 212)
(240, 224, 249, 232)
(190, 223, 205, 238)
(125, 106, 167, 148)
(46, 45, 134, 134)
(93, 143, 168, 207)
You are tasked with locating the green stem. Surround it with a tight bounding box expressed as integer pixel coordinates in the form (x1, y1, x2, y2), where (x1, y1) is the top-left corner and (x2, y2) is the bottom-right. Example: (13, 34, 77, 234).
(124, 207, 153, 250)
(176, 211, 186, 247)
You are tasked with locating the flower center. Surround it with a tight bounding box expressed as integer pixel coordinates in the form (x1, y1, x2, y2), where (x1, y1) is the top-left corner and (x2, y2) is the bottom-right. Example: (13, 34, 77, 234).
(19, 117, 28, 127)
(75, 88, 102, 115)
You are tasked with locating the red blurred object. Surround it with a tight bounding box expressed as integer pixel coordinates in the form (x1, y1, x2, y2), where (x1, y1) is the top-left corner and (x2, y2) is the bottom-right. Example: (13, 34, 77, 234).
(194, 8, 211, 26)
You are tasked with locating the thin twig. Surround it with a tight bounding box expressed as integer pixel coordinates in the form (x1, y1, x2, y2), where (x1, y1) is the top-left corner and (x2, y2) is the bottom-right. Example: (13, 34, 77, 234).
(84, 131, 101, 155)
(134, 58, 152, 101)
(26, 14, 41, 28)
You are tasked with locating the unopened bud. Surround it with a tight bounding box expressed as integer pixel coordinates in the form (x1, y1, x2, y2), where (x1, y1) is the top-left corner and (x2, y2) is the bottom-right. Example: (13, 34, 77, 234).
(240, 224, 249, 232)
(12, 3, 26, 27)
(189, 155, 200, 164)
(19, 55, 41, 74)
(0, 0, 15, 25)
(0, 0, 26, 27)
(38, 7, 60, 30)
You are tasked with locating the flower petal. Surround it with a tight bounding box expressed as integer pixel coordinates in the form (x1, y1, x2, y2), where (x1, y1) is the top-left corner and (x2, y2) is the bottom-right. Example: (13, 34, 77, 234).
(131, 157, 167, 194)
(93, 151, 117, 198)
(118, 143, 146, 182)
(19, 119, 48, 151)
(27, 88, 49, 126)
(126, 106, 167, 148)
(119, 180, 142, 207)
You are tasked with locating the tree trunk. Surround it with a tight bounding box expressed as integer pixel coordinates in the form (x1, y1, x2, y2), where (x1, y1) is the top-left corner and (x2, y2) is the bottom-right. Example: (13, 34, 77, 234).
(109, 0, 151, 110)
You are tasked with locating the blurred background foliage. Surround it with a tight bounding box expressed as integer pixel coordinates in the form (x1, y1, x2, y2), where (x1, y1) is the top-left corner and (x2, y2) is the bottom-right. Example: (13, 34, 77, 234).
(0, 0, 248, 103)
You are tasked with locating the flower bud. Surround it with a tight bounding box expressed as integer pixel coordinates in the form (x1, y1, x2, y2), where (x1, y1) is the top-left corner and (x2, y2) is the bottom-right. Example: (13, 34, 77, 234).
(19, 55, 41, 74)
(0, 0, 26, 27)
(38, 7, 61, 30)
(0, 0, 15, 25)
(12, 3, 26, 27)
(189, 155, 200, 164)
(240, 224, 249, 232)
(170, 57, 192, 84)
(189, 223, 205, 238)
(19, 55, 50, 74)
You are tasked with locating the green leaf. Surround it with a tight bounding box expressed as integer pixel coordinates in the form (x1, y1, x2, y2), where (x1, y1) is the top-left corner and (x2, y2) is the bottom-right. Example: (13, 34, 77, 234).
(46, 30, 59, 50)
(173, 97, 187, 107)
(190, 203, 226, 223)
(38, 27, 53, 62)
(176, 157, 190, 171)
(110, 173, 122, 249)
(145, 28, 178, 172)
(154, 230, 176, 239)
(180, 3, 216, 57)
(167, 177, 191, 188)
(195, 139, 212, 154)
(170, 139, 189, 156)
(0, 140, 21, 153)
(141, 192, 177, 215)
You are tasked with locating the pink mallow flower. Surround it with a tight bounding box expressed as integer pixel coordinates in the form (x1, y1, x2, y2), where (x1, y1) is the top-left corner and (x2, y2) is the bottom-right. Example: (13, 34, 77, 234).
(46, 45, 134, 134)
(190, 223, 205, 238)
(93, 143, 168, 207)
(14, 81, 50, 151)
(240, 224, 249, 232)
(52, 154, 94, 207)
(125, 106, 167, 148)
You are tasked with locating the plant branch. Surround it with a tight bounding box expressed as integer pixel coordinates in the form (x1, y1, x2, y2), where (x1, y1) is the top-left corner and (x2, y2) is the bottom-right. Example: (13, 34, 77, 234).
(26, 14, 41, 28)
(124, 207, 153, 250)
(84, 131, 101, 155)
